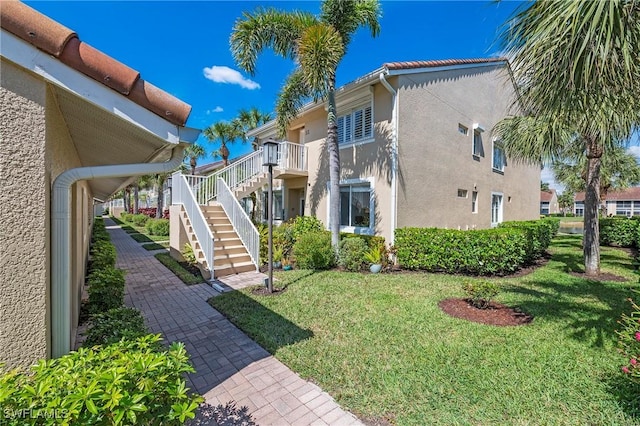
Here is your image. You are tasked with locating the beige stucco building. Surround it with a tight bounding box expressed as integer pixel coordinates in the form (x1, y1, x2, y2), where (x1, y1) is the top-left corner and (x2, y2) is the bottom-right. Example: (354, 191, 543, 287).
(0, 2, 197, 368)
(248, 58, 540, 244)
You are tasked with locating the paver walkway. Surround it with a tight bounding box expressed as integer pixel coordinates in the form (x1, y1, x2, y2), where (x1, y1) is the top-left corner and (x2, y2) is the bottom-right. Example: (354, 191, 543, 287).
(105, 218, 362, 425)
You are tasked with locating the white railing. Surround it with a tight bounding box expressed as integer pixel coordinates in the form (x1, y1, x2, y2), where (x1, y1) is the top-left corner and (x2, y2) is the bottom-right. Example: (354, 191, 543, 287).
(216, 177, 260, 269)
(172, 171, 215, 276)
(277, 142, 307, 172)
(182, 174, 215, 205)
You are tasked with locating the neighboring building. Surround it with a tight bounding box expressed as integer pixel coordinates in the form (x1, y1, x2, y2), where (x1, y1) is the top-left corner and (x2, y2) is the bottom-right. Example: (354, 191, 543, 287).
(248, 58, 540, 242)
(575, 187, 640, 217)
(1, 2, 198, 367)
(540, 189, 559, 215)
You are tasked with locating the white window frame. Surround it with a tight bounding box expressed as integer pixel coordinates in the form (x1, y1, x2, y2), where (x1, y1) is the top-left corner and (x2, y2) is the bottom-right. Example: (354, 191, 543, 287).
(492, 138, 506, 173)
(472, 191, 478, 214)
(327, 177, 375, 235)
(491, 192, 503, 227)
(337, 100, 374, 148)
(575, 201, 584, 217)
(472, 123, 484, 157)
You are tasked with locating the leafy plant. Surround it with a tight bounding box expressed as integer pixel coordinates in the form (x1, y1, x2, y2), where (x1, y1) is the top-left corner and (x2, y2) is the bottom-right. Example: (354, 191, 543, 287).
(462, 280, 500, 309)
(145, 218, 170, 236)
(182, 243, 197, 266)
(131, 213, 150, 227)
(290, 216, 324, 242)
(363, 245, 384, 265)
(84, 307, 149, 347)
(155, 253, 203, 285)
(87, 266, 126, 314)
(600, 218, 639, 248)
(0, 335, 202, 425)
(293, 231, 335, 270)
(617, 297, 640, 383)
(273, 245, 284, 263)
(338, 237, 367, 272)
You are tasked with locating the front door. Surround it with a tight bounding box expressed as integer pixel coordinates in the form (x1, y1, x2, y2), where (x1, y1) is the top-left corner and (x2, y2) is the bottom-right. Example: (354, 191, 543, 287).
(491, 193, 503, 227)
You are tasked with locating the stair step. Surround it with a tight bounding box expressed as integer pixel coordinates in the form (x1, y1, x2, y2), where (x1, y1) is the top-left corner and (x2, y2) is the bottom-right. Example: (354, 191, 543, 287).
(214, 252, 252, 264)
(213, 261, 256, 278)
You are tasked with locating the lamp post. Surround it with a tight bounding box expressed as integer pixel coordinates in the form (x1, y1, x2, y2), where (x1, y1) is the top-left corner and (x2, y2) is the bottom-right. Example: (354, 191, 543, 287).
(262, 138, 279, 293)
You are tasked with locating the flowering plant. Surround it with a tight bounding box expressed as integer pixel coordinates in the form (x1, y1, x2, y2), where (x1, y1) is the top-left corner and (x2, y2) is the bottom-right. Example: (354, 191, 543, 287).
(617, 298, 640, 383)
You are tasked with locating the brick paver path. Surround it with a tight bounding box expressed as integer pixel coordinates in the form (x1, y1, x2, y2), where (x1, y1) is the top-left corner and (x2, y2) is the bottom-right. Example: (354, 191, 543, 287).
(106, 218, 362, 425)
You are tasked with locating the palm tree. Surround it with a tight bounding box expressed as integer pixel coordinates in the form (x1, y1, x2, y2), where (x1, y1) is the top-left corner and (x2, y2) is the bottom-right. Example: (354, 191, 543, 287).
(234, 107, 272, 145)
(231, 0, 382, 249)
(184, 143, 207, 175)
(494, 1, 640, 275)
(203, 121, 241, 167)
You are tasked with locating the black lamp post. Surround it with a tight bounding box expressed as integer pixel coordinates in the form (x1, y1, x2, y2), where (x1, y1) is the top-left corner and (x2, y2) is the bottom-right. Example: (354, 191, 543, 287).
(262, 139, 279, 293)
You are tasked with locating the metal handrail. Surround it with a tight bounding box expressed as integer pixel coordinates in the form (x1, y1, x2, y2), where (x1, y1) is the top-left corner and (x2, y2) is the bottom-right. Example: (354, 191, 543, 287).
(216, 177, 260, 269)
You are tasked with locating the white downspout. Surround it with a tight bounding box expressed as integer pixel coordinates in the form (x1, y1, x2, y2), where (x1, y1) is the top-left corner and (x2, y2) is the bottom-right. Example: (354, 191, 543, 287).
(379, 72, 398, 245)
(51, 145, 186, 357)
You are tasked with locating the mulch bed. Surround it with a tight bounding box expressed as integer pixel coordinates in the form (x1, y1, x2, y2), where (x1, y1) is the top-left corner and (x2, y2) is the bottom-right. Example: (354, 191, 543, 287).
(179, 260, 202, 277)
(439, 298, 533, 326)
(568, 271, 628, 282)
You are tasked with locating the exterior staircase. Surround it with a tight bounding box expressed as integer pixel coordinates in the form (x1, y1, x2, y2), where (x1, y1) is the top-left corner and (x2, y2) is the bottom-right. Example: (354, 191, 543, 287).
(172, 141, 307, 279)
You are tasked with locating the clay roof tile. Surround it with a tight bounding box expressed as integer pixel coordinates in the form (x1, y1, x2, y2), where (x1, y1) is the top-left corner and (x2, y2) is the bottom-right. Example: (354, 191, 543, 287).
(384, 57, 506, 71)
(129, 79, 191, 127)
(1, 0, 76, 57)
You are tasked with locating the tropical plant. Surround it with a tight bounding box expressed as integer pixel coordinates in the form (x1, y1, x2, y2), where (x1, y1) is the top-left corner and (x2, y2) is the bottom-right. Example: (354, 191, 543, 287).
(540, 181, 550, 192)
(494, 1, 640, 275)
(617, 297, 640, 383)
(338, 237, 367, 271)
(462, 280, 500, 310)
(184, 143, 207, 175)
(234, 107, 272, 145)
(231, 0, 382, 250)
(363, 244, 384, 265)
(204, 121, 242, 166)
(558, 191, 575, 216)
(552, 144, 640, 201)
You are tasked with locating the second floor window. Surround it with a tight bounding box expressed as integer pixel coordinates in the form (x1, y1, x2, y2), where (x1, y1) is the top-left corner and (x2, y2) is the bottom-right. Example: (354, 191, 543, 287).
(493, 140, 506, 172)
(337, 104, 373, 145)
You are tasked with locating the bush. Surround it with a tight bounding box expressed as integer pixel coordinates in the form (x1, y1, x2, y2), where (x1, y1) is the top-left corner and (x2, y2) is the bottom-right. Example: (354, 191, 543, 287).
(89, 239, 116, 272)
(463, 279, 500, 309)
(84, 307, 148, 347)
(121, 212, 134, 223)
(0, 335, 202, 425)
(600, 217, 639, 247)
(290, 216, 324, 241)
(131, 213, 149, 227)
(145, 218, 170, 236)
(338, 237, 367, 272)
(87, 266, 126, 314)
(293, 231, 335, 270)
(182, 243, 197, 266)
(617, 298, 640, 383)
(498, 219, 558, 262)
(395, 227, 528, 275)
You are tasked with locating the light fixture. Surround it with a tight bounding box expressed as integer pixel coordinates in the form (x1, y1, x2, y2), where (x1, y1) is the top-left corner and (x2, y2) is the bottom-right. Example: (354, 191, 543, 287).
(262, 138, 279, 293)
(262, 138, 279, 167)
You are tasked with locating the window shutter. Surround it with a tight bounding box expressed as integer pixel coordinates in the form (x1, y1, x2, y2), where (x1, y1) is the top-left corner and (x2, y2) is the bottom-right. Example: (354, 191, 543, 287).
(337, 116, 344, 144)
(363, 106, 372, 138)
(354, 109, 364, 140)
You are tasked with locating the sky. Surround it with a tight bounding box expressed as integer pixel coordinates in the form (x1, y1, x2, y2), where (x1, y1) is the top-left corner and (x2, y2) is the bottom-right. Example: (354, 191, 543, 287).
(25, 0, 639, 192)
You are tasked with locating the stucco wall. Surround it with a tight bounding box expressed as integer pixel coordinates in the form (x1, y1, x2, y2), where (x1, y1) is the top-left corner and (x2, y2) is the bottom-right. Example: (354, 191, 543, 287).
(0, 60, 49, 367)
(396, 65, 540, 230)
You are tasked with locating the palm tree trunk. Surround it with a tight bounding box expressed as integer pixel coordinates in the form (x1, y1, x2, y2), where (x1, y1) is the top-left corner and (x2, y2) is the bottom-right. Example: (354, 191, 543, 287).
(221, 144, 230, 167)
(326, 79, 341, 250)
(583, 136, 602, 275)
(190, 157, 197, 176)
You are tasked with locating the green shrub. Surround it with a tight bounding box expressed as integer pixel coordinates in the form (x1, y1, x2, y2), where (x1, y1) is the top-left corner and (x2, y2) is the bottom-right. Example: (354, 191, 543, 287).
(290, 216, 324, 241)
(293, 231, 335, 270)
(121, 212, 134, 223)
(182, 243, 197, 266)
(600, 217, 639, 247)
(145, 218, 170, 236)
(363, 244, 387, 266)
(274, 222, 295, 257)
(463, 279, 500, 309)
(0, 335, 202, 425)
(87, 266, 126, 314)
(85, 307, 148, 347)
(89, 239, 116, 271)
(498, 219, 557, 261)
(131, 213, 149, 227)
(338, 237, 367, 272)
(617, 297, 640, 383)
(395, 227, 528, 275)
(340, 233, 385, 252)
(636, 223, 640, 250)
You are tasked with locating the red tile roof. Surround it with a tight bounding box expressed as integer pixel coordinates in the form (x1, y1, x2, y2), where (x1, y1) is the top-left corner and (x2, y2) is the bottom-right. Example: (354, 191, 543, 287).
(540, 189, 556, 202)
(1, 1, 191, 126)
(384, 57, 507, 71)
(574, 187, 640, 202)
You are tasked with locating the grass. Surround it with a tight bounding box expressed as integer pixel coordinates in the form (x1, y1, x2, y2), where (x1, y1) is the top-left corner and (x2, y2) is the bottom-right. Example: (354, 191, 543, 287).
(142, 242, 169, 251)
(154, 253, 204, 285)
(209, 235, 640, 425)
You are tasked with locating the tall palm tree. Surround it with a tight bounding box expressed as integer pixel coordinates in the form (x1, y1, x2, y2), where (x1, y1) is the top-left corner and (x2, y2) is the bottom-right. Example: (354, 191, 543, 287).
(184, 143, 206, 175)
(494, 1, 640, 275)
(234, 107, 272, 144)
(203, 121, 241, 167)
(231, 0, 382, 249)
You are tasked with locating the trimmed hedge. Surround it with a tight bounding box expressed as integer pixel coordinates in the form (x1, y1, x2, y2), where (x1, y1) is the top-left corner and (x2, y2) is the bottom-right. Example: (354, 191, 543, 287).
(293, 231, 336, 270)
(498, 218, 559, 261)
(395, 227, 529, 275)
(87, 266, 126, 314)
(338, 237, 367, 272)
(600, 217, 639, 247)
(0, 335, 202, 425)
(84, 307, 148, 347)
(145, 218, 170, 236)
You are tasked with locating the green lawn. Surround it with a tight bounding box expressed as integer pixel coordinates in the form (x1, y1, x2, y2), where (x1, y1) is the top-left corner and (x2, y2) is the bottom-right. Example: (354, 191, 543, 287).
(209, 235, 640, 425)
(154, 253, 204, 285)
(142, 242, 170, 251)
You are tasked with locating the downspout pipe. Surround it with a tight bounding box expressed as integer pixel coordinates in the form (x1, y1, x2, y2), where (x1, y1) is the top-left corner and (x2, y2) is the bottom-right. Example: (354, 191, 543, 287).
(379, 72, 398, 245)
(51, 145, 186, 358)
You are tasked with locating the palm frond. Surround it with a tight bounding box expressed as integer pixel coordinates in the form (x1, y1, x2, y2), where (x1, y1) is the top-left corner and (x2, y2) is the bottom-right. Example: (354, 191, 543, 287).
(321, 0, 381, 47)
(297, 23, 344, 99)
(230, 7, 318, 75)
(275, 70, 312, 138)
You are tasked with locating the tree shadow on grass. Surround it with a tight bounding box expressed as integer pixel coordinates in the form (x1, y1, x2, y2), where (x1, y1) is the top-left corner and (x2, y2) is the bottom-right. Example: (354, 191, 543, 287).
(605, 374, 640, 421)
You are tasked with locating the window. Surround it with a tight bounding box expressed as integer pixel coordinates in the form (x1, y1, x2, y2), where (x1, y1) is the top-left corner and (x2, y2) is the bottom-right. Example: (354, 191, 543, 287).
(340, 183, 372, 228)
(491, 193, 503, 227)
(457, 189, 468, 198)
(263, 190, 283, 221)
(472, 191, 478, 213)
(540, 201, 550, 215)
(492, 140, 506, 172)
(337, 103, 373, 145)
(616, 200, 633, 217)
(458, 124, 468, 136)
(575, 201, 584, 217)
(473, 129, 483, 156)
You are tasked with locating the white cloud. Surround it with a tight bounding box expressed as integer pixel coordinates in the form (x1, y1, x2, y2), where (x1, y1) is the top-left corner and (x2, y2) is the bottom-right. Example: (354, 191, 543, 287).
(206, 106, 224, 115)
(203, 66, 260, 90)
